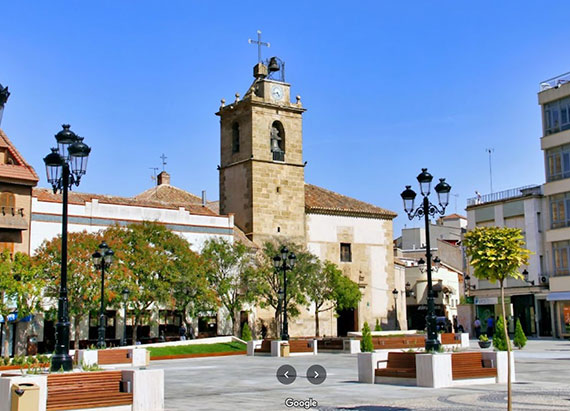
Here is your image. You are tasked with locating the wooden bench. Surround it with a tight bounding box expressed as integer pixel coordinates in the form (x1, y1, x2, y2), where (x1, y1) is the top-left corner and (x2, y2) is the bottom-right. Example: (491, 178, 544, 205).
(317, 338, 344, 350)
(47, 371, 133, 411)
(441, 333, 461, 345)
(369, 336, 425, 350)
(451, 352, 497, 380)
(375, 352, 417, 378)
(289, 339, 313, 353)
(254, 339, 271, 353)
(98, 348, 131, 365)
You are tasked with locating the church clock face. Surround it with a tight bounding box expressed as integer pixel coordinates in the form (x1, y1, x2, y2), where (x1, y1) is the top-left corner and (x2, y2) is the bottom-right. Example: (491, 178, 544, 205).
(271, 85, 284, 101)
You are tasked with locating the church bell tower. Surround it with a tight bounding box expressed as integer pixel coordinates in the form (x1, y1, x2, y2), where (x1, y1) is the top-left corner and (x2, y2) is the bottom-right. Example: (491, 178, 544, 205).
(216, 56, 307, 245)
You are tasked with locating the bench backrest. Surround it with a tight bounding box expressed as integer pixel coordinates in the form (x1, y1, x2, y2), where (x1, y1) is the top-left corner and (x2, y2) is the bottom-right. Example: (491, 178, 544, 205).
(451, 352, 485, 368)
(441, 333, 459, 345)
(386, 352, 416, 369)
(289, 340, 313, 352)
(98, 349, 131, 364)
(255, 339, 272, 352)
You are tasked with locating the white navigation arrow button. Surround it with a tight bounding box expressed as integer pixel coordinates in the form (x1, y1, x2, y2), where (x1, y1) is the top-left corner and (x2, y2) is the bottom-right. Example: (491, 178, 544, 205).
(284, 371, 289, 379)
(314, 371, 319, 379)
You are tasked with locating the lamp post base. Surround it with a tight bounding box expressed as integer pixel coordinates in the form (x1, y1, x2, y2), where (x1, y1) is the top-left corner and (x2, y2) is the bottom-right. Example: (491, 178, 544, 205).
(425, 338, 441, 352)
(50, 354, 73, 372)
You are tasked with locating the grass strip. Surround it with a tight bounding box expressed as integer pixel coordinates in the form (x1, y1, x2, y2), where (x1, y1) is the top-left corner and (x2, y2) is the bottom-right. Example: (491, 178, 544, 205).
(148, 342, 246, 357)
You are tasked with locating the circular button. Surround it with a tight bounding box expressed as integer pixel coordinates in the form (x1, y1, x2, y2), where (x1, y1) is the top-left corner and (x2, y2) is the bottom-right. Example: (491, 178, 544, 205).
(306, 364, 326, 385)
(276, 364, 297, 385)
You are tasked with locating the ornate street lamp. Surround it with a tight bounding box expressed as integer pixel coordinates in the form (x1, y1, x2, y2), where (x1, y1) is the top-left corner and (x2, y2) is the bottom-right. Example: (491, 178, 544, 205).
(392, 288, 400, 330)
(401, 168, 451, 351)
(92, 241, 114, 349)
(121, 288, 130, 346)
(43, 124, 91, 371)
(273, 246, 296, 341)
(0, 83, 10, 127)
(522, 269, 534, 286)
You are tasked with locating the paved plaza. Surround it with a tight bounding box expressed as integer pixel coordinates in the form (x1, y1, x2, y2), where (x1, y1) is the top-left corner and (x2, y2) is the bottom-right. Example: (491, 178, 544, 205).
(148, 339, 570, 411)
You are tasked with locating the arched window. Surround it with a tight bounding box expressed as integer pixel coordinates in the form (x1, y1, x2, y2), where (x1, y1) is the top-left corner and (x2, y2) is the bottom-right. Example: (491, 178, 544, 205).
(232, 122, 240, 153)
(270, 121, 285, 161)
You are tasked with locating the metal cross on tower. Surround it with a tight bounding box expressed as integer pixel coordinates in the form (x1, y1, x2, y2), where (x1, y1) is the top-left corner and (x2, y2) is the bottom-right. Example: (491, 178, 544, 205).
(248, 30, 270, 63)
(160, 153, 167, 171)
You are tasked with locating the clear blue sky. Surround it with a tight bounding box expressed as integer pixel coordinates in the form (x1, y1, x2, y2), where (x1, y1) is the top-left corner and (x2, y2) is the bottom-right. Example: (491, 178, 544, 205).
(2, 1, 569, 236)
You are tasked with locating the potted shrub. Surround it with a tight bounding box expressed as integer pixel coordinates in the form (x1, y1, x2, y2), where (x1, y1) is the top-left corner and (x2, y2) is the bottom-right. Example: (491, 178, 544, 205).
(478, 334, 491, 349)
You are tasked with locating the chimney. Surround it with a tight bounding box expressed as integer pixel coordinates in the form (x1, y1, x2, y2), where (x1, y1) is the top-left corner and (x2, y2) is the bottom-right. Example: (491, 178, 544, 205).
(202, 190, 206, 207)
(157, 171, 170, 186)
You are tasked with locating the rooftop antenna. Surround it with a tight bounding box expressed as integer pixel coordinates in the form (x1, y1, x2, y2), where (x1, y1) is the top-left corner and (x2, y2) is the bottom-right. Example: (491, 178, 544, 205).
(248, 30, 270, 63)
(160, 153, 167, 171)
(149, 167, 159, 183)
(486, 148, 494, 193)
(451, 193, 459, 213)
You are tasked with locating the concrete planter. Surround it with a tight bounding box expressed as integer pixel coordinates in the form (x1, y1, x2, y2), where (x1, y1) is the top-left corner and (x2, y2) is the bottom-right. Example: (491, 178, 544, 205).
(357, 352, 387, 384)
(416, 353, 452, 388)
(344, 339, 361, 354)
(481, 351, 515, 383)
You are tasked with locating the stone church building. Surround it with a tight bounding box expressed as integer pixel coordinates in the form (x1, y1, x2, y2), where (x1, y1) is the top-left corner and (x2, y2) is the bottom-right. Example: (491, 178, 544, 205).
(1, 58, 403, 354)
(216, 60, 403, 336)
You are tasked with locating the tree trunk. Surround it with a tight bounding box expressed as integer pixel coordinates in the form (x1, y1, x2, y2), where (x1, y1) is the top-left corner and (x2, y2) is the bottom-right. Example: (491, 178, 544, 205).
(73, 316, 81, 353)
(133, 315, 139, 344)
(2, 321, 10, 359)
(232, 308, 240, 337)
(500, 280, 512, 411)
(315, 304, 320, 337)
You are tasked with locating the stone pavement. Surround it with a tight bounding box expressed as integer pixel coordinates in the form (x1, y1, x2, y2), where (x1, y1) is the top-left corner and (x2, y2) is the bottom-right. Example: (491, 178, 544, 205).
(148, 339, 570, 410)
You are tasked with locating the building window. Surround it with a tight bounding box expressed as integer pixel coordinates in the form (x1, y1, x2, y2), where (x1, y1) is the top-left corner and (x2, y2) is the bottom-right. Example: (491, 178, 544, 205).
(546, 144, 570, 182)
(270, 121, 285, 161)
(544, 97, 570, 136)
(550, 193, 570, 229)
(553, 240, 570, 276)
(340, 243, 352, 262)
(232, 122, 240, 153)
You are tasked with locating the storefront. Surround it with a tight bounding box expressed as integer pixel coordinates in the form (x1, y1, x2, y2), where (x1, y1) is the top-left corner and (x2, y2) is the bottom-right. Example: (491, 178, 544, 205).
(547, 292, 570, 338)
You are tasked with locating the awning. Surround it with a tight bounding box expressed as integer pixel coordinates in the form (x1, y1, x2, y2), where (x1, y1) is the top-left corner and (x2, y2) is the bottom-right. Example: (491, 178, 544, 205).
(546, 292, 570, 301)
(0, 313, 33, 323)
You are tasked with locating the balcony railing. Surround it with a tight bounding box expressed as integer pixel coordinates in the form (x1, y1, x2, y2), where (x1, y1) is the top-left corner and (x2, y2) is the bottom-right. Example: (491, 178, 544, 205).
(1, 206, 24, 217)
(467, 185, 542, 207)
(540, 71, 570, 91)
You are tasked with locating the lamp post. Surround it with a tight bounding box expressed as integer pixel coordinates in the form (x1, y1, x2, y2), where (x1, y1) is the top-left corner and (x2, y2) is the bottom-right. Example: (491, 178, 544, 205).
(392, 288, 400, 330)
(43, 124, 91, 371)
(273, 246, 296, 341)
(121, 288, 130, 346)
(401, 168, 451, 351)
(92, 241, 114, 349)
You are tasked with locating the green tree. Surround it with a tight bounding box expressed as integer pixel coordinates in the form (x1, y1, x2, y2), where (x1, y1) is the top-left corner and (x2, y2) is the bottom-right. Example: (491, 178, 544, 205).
(241, 322, 252, 341)
(251, 242, 318, 337)
(105, 222, 193, 342)
(360, 321, 374, 352)
(514, 318, 527, 349)
(201, 237, 256, 336)
(493, 316, 508, 351)
(374, 319, 383, 332)
(0, 251, 46, 358)
(464, 226, 530, 411)
(305, 261, 361, 337)
(34, 231, 103, 351)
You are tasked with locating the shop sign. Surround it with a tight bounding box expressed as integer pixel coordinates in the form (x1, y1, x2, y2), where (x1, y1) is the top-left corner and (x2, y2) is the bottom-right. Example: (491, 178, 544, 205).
(474, 297, 498, 305)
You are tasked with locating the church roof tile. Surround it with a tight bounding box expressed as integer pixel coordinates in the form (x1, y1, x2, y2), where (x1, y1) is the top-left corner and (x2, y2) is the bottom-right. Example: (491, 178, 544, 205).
(305, 183, 397, 220)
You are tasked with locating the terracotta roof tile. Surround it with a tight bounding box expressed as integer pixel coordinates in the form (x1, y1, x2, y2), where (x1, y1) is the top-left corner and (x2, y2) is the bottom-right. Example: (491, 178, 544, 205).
(33, 187, 218, 216)
(442, 213, 466, 220)
(305, 183, 397, 219)
(134, 184, 202, 204)
(0, 129, 39, 185)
